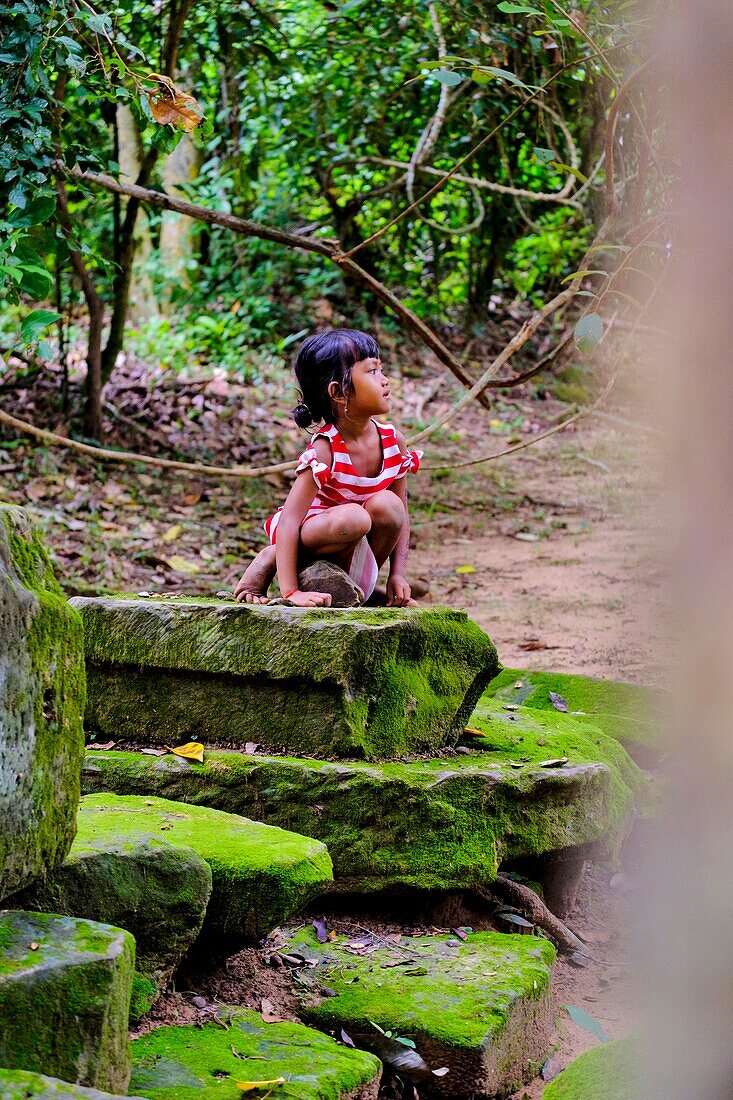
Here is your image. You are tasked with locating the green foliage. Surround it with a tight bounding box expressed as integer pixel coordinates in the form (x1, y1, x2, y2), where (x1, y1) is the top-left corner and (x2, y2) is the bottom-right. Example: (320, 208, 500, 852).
(0, 0, 648, 375)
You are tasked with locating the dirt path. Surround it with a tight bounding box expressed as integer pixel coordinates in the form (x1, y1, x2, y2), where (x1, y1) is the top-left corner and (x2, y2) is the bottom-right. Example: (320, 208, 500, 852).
(410, 412, 664, 687)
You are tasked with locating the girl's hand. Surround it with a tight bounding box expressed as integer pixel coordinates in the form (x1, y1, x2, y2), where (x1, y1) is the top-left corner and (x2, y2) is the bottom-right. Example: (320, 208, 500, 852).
(386, 575, 412, 607)
(284, 589, 333, 607)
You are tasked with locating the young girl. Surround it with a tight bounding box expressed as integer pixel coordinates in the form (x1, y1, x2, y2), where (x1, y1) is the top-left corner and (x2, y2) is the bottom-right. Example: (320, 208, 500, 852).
(233, 329, 422, 608)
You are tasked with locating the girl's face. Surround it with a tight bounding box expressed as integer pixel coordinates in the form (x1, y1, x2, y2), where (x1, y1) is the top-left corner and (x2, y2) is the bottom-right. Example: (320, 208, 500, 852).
(347, 357, 391, 417)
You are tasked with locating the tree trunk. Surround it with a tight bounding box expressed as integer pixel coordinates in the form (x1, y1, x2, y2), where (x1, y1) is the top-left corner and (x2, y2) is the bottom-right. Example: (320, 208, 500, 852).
(100, 0, 194, 382)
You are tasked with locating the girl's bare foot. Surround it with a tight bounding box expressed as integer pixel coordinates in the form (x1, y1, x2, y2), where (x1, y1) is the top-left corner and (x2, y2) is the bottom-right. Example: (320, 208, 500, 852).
(234, 545, 277, 603)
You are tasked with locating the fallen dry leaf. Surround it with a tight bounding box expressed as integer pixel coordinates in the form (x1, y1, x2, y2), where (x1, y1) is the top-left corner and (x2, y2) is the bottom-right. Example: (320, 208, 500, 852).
(236, 1080, 285, 1094)
(162, 524, 183, 543)
(147, 76, 204, 132)
(260, 998, 286, 1023)
(141, 748, 167, 757)
(87, 741, 116, 751)
(165, 554, 200, 574)
(164, 741, 204, 762)
(463, 726, 484, 736)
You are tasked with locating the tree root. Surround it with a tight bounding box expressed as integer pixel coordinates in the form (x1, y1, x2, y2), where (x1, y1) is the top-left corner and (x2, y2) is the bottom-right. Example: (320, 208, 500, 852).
(477, 872, 589, 956)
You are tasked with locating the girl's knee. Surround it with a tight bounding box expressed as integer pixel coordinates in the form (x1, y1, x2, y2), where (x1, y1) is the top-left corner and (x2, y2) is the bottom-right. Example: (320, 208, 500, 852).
(367, 490, 405, 528)
(334, 503, 372, 540)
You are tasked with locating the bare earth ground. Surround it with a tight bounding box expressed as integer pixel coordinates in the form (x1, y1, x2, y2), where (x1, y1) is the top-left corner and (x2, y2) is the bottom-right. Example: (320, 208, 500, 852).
(0, 343, 664, 1096)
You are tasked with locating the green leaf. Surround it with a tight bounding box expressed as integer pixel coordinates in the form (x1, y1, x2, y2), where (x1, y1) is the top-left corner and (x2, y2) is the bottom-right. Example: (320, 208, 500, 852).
(479, 65, 530, 88)
(573, 312, 604, 353)
(564, 1004, 611, 1044)
(7, 195, 55, 228)
(551, 161, 588, 183)
(561, 269, 607, 283)
(434, 70, 463, 86)
(18, 264, 53, 299)
(533, 146, 555, 165)
(20, 309, 61, 344)
(471, 70, 492, 85)
(497, 2, 542, 13)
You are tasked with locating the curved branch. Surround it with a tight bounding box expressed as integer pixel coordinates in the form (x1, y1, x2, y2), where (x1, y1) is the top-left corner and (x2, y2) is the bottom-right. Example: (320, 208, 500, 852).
(62, 165, 489, 406)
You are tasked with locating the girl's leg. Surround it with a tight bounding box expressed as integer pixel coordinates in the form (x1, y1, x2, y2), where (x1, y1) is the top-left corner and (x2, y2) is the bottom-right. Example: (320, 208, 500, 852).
(234, 544, 276, 603)
(234, 504, 372, 603)
(363, 490, 405, 566)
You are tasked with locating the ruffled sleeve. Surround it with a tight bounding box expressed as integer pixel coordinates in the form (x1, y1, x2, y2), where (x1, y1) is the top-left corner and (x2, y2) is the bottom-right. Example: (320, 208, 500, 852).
(395, 448, 423, 479)
(294, 445, 332, 490)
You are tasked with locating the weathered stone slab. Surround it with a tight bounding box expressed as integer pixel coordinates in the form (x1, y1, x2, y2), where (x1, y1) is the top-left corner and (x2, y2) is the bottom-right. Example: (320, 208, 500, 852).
(15, 834, 213, 1018)
(81, 700, 644, 892)
(0, 1067, 146, 1099)
(68, 597, 498, 759)
(74, 794, 333, 942)
(283, 925, 555, 1097)
(0, 910, 133, 1092)
(0, 505, 86, 901)
(542, 1037, 638, 1099)
(129, 1007, 382, 1099)
(486, 668, 664, 765)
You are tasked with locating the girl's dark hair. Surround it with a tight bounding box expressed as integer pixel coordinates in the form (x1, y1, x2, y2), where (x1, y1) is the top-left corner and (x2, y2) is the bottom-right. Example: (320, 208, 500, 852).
(292, 329, 380, 429)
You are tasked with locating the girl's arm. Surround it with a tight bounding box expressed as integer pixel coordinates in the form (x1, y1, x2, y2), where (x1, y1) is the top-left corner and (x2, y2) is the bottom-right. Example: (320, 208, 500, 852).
(386, 430, 412, 607)
(275, 437, 332, 606)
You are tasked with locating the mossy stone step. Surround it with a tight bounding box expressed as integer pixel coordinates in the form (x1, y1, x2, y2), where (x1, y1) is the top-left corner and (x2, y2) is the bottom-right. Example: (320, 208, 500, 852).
(129, 1007, 382, 1099)
(0, 505, 86, 900)
(82, 699, 644, 892)
(75, 794, 333, 942)
(15, 835, 213, 1018)
(69, 596, 498, 760)
(283, 924, 555, 1097)
(0, 910, 134, 1092)
(0, 1067, 146, 1099)
(542, 1037, 638, 1098)
(486, 668, 663, 765)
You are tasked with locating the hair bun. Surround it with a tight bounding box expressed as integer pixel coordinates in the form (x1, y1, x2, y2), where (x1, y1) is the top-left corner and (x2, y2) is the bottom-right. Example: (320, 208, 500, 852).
(293, 402, 314, 429)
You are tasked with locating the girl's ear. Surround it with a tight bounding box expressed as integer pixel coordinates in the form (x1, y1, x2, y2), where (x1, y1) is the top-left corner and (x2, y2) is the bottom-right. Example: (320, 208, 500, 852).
(328, 380, 342, 401)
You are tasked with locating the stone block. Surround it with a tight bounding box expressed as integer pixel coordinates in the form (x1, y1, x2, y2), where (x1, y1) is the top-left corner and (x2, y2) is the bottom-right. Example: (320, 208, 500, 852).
(0, 505, 86, 900)
(0, 910, 133, 1092)
(68, 597, 498, 759)
(0, 1067, 146, 1099)
(73, 794, 333, 943)
(129, 1007, 382, 1099)
(283, 925, 556, 1097)
(15, 835, 213, 1018)
(542, 1037, 638, 1098)
(80, 698, 644, 892)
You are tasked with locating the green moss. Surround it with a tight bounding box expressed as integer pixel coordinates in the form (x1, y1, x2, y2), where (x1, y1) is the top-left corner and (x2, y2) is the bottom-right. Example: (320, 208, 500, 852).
(129, 972, 159, 1019)
(289, 927, 555, 1050)
(129, 1008, 382, 1100)
(82, 713, 644, 892)
(16, 835, 213, 1015)
(0, 1067, 143, 1099)
(0, 505, 86, 900)
(0, 910, 133, 1092)
(71, 597, 498, 759)
(486, 668, 664, 761)
(543, 1038, 639, 1099)
(76, 794, 333, 940)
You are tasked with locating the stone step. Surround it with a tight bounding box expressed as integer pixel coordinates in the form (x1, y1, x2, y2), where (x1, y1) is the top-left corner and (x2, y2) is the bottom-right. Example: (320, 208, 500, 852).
(542, 1037, 637, 1098)
(15, 834, 213, 1019)
(281, 924, 556, 1097)
(68, 597, 498, 760)
(0, 504, 85, 901)
(82, 699, 644, 894)
(0, 910, 134, 1092)
(0, 1067, 146, 1099)
(486, 668, 663, 766)
(129, 1007, 382, 1099)
(59, 794, 333, 946)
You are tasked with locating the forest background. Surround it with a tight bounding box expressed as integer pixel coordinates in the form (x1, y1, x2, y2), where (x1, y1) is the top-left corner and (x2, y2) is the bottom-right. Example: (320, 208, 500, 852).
(0, 0, 663, 679)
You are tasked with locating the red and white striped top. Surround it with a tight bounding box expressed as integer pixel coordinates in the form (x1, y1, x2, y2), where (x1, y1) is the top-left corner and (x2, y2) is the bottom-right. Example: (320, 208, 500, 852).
(264, 420, 422, 543)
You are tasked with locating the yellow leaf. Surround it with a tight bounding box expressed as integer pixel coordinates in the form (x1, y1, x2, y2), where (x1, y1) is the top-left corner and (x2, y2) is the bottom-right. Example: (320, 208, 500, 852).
(236, 1080, 286, 1094)
(164, 742, 204, 762)
(162, 524, 183, 543)
(455, 565, 476, 575)
(463, 726, 484, 736)
(165, 555, 200, 574)
(147, 75, 204, 132)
